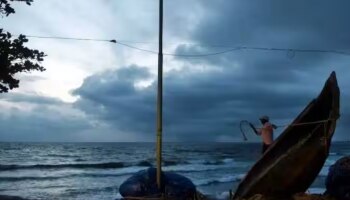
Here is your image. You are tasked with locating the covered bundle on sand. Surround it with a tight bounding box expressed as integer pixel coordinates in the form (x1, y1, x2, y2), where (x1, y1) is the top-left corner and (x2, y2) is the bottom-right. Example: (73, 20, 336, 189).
(119, 167, 198, 200)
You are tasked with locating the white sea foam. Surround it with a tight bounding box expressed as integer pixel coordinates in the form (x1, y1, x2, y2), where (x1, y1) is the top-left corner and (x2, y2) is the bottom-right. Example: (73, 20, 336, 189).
(215, 191, 230, 200)
(188, 158, 237, 165)
(319, 166, 330, 177)
(222, 158, 235, 163)
(307, 188, 326, 194)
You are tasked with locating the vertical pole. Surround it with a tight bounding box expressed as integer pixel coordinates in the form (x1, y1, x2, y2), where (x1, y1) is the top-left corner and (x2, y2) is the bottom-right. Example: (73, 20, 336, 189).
(156, 0, 164, 191)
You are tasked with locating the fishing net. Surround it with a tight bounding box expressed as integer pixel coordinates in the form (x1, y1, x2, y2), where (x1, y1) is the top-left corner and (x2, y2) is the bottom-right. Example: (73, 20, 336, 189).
(239, 120, 259, 141)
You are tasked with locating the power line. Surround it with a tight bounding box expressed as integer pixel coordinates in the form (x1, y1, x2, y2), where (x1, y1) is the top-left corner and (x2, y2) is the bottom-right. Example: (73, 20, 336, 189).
(115, 41, 243, 57)
(116, 41, 159, 54)
(12, 33, 157, 45)
(238, 46, 350, 56)
(117, 43, 350, 57)
(13, 34, 117, 43)
(11, 33, 350, 57)
(164, 47, 242, 57)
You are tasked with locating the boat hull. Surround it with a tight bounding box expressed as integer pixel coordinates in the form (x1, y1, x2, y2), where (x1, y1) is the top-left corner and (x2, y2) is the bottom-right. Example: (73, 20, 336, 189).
(233, 72, 340, 199)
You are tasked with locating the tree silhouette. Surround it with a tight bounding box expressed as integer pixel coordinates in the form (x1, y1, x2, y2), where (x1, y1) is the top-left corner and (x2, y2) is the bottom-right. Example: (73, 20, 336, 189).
(0, 0, 46, 93)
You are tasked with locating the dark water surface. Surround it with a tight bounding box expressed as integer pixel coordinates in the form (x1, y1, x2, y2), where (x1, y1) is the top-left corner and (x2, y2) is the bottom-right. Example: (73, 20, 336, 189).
(0, 142, 349, 200)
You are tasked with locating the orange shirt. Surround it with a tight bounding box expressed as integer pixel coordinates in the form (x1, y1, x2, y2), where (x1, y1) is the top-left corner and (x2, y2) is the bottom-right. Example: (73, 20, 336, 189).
(259, 122, 274, 145)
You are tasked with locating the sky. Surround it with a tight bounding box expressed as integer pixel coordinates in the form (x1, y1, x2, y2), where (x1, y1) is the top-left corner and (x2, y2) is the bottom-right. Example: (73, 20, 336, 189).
(0, 0, 349, 142)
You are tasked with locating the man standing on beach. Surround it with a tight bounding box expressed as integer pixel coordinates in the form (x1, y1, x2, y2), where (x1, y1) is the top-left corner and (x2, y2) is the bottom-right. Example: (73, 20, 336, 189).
(257, 115, 275, 154)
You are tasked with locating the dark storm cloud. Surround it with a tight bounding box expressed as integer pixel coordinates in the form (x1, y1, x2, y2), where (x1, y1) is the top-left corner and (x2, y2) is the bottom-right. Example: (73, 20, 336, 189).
(191, 0, 350, 49)
(72, 65, 157, 136)
(174, 0, 350, 75)
(0, 93, 63, 105)
(0, 94, 93, 142)
(172, 0, 350, 140)
(3, 1, 348, 142)
(0, 107, 91, 141)
(73, 63, 339, 141)
(73, 0, 349, 141)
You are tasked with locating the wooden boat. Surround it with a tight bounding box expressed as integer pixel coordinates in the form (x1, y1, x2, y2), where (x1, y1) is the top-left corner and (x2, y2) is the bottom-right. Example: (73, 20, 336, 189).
(233, 71, 340, 199)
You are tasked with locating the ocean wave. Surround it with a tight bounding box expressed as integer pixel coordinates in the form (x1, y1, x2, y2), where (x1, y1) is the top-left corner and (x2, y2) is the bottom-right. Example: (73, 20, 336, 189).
(0, 160, 231, 173)
(65, 186, 116, 195)
(74, 158, 86, 162)
(188, 158, 236, 165)
(163, 160, 183, 166)
(135, 160, 186, 167)
(0, 158, 244, 177)
(0, 176, 61, 181)
(136, 161, 153, 167)
(164, 159, 249, 173)
(164, 163, 233, 173)
(46, 154, 80, 158)
(0, 161, 240, 182)
(195, 174, 246, 186)
(222, 158, 235, 163)
(174, 149, 212, 154)
(0, 162, 125, 171)
(215, 191, 230, 200)
(0, 166, 149, 182)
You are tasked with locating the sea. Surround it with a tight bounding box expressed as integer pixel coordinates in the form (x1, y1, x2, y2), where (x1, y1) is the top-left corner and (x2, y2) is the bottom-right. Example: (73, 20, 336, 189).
(0, 142, 349, 200)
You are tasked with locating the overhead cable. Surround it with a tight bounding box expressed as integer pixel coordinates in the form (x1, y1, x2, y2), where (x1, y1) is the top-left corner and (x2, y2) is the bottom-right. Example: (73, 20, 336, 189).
(11, 33, 350, 57)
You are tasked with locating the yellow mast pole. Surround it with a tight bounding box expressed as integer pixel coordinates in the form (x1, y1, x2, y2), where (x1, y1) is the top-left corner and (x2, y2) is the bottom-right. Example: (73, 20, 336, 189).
(156, 0, 163, 191)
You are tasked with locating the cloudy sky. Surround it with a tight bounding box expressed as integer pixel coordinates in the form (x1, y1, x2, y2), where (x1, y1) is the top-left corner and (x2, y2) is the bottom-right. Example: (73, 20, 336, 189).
(1, 0, 349, 142)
